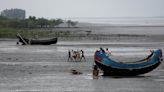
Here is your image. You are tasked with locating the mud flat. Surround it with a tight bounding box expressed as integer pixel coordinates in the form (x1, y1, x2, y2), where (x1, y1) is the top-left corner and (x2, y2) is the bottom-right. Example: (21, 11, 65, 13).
(0, 34, 164, 91)
(0, 24, 164, 92)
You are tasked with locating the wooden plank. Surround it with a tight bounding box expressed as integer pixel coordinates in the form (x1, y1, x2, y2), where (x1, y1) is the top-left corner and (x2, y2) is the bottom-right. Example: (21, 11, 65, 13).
(17, 33, 28, 45)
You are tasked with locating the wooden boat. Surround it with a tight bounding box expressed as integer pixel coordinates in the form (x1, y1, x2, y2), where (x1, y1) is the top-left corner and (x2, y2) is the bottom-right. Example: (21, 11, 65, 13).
(16, 34, 57, 45)
(94, 49, 163, 76)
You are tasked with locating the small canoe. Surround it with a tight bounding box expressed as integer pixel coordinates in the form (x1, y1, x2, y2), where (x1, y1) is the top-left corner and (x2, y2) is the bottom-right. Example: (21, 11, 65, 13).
(16, 34, 57, 45)
(94, 49, 162, 76)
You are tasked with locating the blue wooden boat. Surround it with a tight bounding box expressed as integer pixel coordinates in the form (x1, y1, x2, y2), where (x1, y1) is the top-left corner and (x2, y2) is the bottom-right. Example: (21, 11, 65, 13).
(94, 49, 163, 76)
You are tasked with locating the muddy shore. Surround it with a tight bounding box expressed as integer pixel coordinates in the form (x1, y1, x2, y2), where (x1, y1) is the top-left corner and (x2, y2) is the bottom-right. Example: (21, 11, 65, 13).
(1, 24, 164, 92)
(0, 36, 164, 91)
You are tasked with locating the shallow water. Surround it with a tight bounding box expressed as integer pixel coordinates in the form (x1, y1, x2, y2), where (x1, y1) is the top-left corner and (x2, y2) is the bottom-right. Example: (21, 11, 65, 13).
(0, 40, 164, 91)
(92, 26, 164, 35)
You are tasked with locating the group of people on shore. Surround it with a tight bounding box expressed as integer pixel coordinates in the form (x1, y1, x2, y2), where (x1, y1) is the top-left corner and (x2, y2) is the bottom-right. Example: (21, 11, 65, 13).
(67, 48, 111, 62)
(66, 47, 113, 79)
(68, 49, 86, 62)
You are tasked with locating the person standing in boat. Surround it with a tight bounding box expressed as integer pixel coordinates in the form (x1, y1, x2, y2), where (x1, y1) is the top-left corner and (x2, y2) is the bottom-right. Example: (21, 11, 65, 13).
(80, 50, 86, 61)
(100, 47, 105, 53)
(106, 48, 111, 56)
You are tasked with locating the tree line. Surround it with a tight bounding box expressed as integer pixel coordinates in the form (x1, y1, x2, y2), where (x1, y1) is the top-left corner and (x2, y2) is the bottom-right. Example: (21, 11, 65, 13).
(0, 15, 78, 28)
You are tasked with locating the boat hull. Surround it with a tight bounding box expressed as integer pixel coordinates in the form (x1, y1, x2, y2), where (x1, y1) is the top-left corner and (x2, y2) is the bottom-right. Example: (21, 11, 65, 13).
(95, 60, 160, 76)
(94, 49, 162, 76)
(17, 35, 58, 45)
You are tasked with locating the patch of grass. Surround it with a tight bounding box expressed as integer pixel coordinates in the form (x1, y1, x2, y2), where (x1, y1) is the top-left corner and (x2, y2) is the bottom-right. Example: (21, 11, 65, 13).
(0, 28, 74, 38)
(0, 28, 20, 38)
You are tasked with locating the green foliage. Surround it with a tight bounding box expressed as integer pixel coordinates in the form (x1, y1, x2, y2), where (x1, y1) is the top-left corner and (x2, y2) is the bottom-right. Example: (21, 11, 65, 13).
(0, 28, 21, 38)
(7, 29, 50, 38)
(66, 20, 78, 27)
(49, 19, 63, 27)
(26, 16, 36, 28)
(0, 9, 79, 38)
(0, 28, 74, 38)
(0, 16, 65, 28)
(0, 9, 78, 29)
(36, 18, 49, 28)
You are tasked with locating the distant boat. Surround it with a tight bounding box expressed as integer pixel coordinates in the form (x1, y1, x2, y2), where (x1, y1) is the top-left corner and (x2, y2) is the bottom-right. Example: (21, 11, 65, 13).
(94, 49, 163, 76)
(16, 34, 58, 45)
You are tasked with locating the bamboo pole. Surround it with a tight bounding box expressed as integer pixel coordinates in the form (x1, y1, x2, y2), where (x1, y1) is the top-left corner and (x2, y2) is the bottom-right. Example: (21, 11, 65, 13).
(17, 33, 28, 45)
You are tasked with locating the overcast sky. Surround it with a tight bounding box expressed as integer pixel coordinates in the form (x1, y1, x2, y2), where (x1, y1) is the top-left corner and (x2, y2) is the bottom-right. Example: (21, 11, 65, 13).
(0, 0, 164, 19)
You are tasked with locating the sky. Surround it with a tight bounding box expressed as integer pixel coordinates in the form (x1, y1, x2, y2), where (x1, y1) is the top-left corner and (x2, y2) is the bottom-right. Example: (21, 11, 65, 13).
(0, 0, 164, 20)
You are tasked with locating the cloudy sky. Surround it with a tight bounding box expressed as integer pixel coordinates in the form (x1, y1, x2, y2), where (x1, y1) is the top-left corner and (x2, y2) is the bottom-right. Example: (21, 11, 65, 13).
(0, 0, 164, 19)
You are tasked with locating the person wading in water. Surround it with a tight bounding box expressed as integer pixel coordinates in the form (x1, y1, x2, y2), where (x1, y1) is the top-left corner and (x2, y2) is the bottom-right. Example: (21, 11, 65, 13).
(92, 65, 99, 79)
